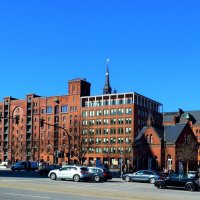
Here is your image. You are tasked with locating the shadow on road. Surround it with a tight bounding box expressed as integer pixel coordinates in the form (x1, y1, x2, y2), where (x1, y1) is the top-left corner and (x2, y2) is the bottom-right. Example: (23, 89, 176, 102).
(0, 168, 48, 179)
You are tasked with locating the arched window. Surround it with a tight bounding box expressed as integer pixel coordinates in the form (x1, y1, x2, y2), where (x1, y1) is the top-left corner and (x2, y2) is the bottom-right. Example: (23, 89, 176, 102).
(150, 135, 153, 144)
(167, 154, 172, 170)
(146, 135, 150, 144)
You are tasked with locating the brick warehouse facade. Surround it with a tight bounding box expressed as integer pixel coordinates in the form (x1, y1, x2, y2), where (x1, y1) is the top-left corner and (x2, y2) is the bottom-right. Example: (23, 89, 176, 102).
(0, 69, 163, 167)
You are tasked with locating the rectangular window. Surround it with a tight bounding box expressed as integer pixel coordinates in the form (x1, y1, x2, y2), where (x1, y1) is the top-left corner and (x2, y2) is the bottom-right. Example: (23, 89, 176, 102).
(110, 128, 116, 134)
(46, 106, 52, 114)
(103, 109, 109, 116)
(110, 137, 116, 144)
(125, 127, 132, 134)
(61, 105, 68, 113)
(110, 118, 116, 125)
(82, 111, 88, 117)
(103, 128, 108, 134)
(82, 120, 88, 125)
(96, 119, 102, 125)
(125, 138, 131, 144)
(118, 108, 124, 115)
(89, 110, 95, 117)
(89, 119, 95, 125)
(125, 118, 132, 124)
(103, 119, 109, 125)
(110, 147, 116, 153)
(95, 128, 101, 135)
(96, 110, 102, 116)
(118, 138, 124, 144)
(118, 118, 124, 124)
(111, 99, 116, 105)
(95, 148, 102, 153)
(82, 129, 87, 135)
(126, 108, 132, 114)
(118, 128, 124, 134)
(110, 109, 117, 116)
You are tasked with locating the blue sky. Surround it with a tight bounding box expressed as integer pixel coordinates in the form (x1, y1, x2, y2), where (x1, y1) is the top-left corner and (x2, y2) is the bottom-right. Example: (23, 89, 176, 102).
(0, 0, 200, 112)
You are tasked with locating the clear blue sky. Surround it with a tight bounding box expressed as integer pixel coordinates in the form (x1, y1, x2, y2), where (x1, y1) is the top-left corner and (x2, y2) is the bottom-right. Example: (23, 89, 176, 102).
(0, 0, 200, 112)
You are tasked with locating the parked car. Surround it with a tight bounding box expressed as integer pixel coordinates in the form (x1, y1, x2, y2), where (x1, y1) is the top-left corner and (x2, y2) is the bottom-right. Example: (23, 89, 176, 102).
(11, 161, 38, 171)
(102, 168, 112, 181)
(0, 161, 8, 167)
(87, 167, 112, 182)
(154, 173, 199, 191)
(48, 165, 92, 182)
(88, 167, 104, 182)
(38, 164, 60, 176)
(122, 170, 166, 184)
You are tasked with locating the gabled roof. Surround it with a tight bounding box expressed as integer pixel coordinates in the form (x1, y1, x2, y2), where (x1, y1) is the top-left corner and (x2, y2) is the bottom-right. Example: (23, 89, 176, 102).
(135, 126, 148, 141)
(164, 123, 186, 144)
(163, 110, 200, 125)
(135, 123, 188, 144)
(135, 126, 164, 142)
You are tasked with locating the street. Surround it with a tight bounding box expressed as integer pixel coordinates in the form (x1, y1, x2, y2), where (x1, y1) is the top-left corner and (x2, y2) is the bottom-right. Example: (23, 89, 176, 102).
(0, 169, 200, 200)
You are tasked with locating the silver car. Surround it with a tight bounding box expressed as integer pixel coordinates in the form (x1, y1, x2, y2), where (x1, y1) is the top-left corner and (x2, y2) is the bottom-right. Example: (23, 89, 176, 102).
(48, 165, 92, 182)
(122, 170, 166, 184)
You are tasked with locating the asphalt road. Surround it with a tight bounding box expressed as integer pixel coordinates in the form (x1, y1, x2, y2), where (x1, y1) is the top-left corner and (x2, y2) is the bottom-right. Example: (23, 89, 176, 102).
(0, 169, 200, 200)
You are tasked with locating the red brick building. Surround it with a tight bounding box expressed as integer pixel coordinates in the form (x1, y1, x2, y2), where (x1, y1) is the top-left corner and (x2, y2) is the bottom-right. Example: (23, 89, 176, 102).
(163, 109, 200, 166)
(0, 67, 163, 167)
(133, 113, 198, 173)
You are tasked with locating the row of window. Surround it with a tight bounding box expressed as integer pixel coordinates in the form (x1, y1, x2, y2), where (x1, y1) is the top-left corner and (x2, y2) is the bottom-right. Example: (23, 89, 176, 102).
(87, 147, 132, 154)
(82, 108, 132, 117)
(41, 105, 69, 114)
(83, 98, 133, 107)
(82, 127, 132, 135)
(82, 137, 132, 144)
(83, 118, 132, 126)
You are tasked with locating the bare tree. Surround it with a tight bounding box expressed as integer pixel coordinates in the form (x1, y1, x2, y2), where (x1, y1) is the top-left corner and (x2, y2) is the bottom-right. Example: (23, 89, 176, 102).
(176, 133, 198, 173)
(70, 116, 93, 165)
(11, 133, 26, 162)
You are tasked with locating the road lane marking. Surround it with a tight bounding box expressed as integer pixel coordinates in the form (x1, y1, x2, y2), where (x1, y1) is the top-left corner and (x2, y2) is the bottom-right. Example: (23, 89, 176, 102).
(5, 193, 51, 199)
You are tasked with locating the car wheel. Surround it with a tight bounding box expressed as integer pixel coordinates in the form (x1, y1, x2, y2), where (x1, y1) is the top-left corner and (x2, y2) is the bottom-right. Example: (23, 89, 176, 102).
(73, 174, 80, 182)
(94, 175, 100, 182)
(50, 173, 57, 180)
(124, 176, 131, 182)
(149, 178, 156, 184)
(186, 183, 195, 191)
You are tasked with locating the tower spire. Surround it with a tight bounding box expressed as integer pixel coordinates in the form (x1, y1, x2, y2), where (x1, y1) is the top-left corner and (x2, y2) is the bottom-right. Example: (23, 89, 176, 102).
(103, 59, 112, 94)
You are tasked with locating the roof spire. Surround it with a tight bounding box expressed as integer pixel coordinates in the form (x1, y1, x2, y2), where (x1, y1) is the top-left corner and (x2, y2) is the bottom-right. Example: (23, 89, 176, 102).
(103, 59, 112, 94)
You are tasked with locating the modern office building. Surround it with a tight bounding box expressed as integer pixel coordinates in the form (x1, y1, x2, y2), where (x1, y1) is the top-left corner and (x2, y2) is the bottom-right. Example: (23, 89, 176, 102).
(0, 67, 163, 167)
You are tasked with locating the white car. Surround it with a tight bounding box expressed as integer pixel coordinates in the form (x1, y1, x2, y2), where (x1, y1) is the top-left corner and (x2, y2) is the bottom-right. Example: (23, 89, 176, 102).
(0, 161, 8, 167)
(48, 165, 92, 182)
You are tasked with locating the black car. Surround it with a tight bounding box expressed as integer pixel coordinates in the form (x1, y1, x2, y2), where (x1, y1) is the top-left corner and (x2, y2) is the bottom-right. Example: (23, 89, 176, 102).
(38, 164, 60, 176)
(154, 173, 199, 191)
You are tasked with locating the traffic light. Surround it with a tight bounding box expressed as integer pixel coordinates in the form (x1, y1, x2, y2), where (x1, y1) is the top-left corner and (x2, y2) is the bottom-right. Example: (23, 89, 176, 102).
(15, 115, 19, 125)
(40, 119, 45, 127)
